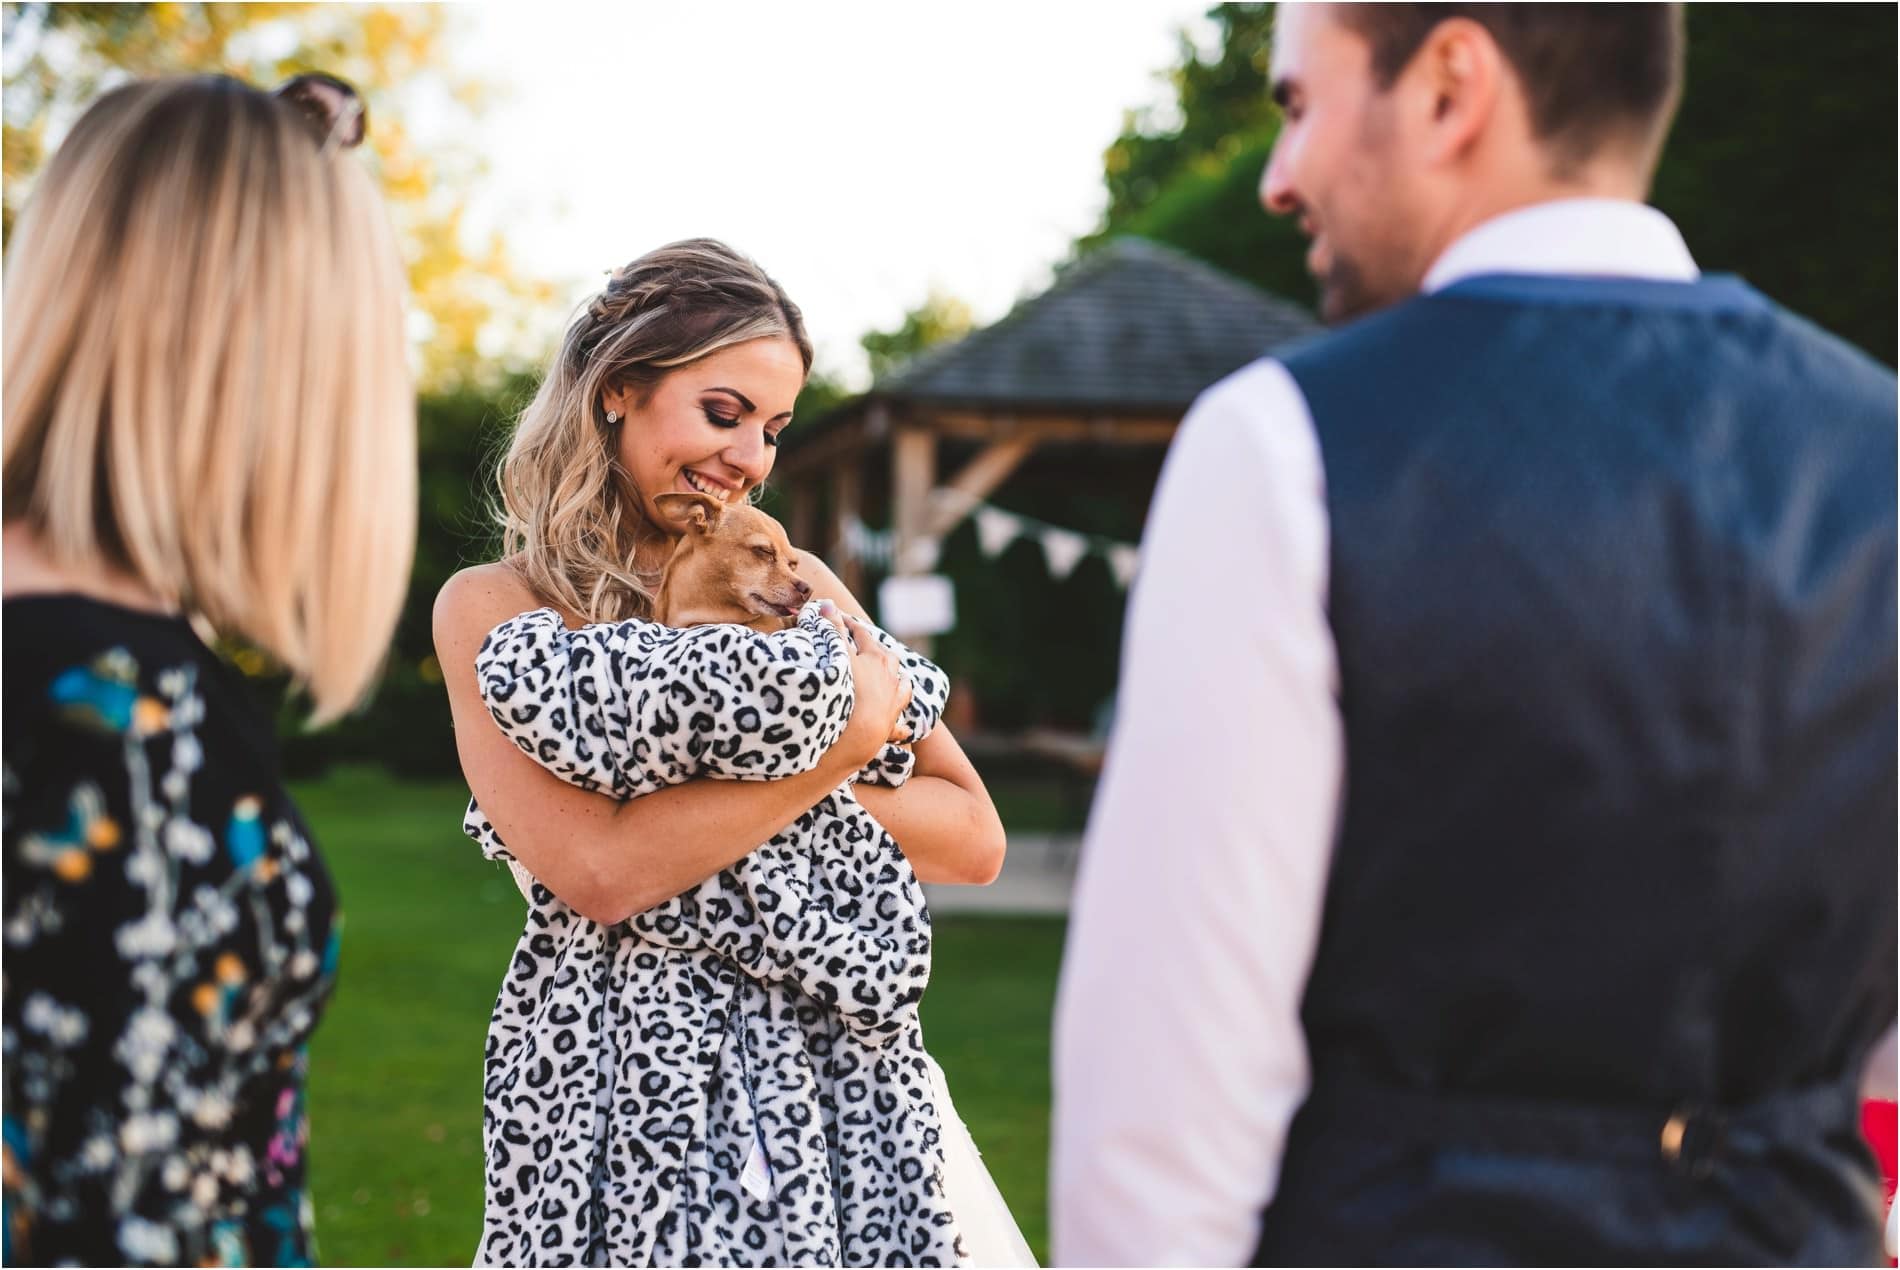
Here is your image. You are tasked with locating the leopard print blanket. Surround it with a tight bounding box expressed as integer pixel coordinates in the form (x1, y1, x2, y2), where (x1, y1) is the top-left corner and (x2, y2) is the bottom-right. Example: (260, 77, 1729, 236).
(462, 603, 961, 1266)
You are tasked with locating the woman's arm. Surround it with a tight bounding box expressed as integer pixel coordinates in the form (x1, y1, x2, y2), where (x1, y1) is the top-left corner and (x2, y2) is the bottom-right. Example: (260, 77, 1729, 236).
(854, 727, 1005, 884)
(796, 554, 1008, 885)
(433, 564, 906, 925)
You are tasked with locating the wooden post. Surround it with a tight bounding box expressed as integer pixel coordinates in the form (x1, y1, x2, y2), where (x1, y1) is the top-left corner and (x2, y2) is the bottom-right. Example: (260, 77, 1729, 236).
(892, 426, 936, 571)
(890, 422, 937, 653)
(832, 459, 864, 601)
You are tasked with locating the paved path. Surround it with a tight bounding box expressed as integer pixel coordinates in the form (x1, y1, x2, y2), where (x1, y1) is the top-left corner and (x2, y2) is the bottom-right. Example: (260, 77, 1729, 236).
(923, 832, 1079, 917)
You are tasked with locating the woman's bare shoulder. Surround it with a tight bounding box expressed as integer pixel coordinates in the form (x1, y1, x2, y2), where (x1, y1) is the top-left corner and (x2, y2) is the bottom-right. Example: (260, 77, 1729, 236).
(433, 561, 548, 654)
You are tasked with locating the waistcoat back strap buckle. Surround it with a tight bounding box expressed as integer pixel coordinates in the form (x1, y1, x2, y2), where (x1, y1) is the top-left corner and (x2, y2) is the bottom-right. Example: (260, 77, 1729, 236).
(1660, 1106, 1729, 1179)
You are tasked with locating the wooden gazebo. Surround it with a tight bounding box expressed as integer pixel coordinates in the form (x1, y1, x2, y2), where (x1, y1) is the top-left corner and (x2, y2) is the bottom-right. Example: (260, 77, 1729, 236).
(773, 236, 1321, 606)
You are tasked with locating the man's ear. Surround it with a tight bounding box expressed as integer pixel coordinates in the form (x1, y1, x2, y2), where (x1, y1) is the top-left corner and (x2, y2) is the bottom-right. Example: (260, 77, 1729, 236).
(652, 491, 727, 534)
(1411, 16, 1506, 165)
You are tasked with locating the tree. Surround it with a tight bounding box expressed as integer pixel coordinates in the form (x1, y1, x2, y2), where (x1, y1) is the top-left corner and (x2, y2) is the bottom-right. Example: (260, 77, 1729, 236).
(1648, 5, 1897, 362)
(1094, 3, 1278, 235)
(860, 290, 976, 382)
(0, 1, 556, 389)
(1080, 4, 1311, 308)
(1088, 3, 1897, 363)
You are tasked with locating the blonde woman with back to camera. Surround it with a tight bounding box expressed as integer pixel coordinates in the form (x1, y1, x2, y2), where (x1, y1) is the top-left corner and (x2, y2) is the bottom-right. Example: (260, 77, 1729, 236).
(434, 239, 1034, 1264)
(2, 75, 414, 1265)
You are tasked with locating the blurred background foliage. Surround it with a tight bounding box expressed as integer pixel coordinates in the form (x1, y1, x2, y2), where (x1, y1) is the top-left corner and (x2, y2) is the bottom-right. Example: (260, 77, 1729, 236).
(860, 289, 977, 381)
(1082, 3, 1898, 361)
(4, 0, 1894, 772)
(1, 1, 555, 390)
(849, 3, 1898, 745)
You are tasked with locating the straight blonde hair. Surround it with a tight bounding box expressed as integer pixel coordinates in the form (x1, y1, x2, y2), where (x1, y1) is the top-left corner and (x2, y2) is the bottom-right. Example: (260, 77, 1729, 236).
(3, 76, 416, 725)
(498, 238, 812, 623)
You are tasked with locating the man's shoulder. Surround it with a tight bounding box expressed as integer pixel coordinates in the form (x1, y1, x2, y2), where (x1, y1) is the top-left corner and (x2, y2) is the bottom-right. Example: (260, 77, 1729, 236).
(1176, 358, 1318, 458)
(1273, 279, 1895, 400)
(1185, 295, 1446, 429)
(1194, 356, 1304, 413)
(1752, 294, 1896, 397)
(1166, 358, 1328, 502)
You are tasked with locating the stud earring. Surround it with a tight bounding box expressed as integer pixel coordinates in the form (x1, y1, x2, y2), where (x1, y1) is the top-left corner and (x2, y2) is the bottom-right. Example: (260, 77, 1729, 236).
(605, 409, 619, 425)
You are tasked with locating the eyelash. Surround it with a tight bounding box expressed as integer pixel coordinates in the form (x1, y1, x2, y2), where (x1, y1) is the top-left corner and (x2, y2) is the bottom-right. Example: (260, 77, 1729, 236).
(702, 405, 782, 447)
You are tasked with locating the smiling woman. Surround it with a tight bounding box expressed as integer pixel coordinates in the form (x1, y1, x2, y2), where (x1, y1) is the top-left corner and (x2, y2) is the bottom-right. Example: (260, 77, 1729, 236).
(494, 239, 812, 622)
(430, 236, 1013, 1263)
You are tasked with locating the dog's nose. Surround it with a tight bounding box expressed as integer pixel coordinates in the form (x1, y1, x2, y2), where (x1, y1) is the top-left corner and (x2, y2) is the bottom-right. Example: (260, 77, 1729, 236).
(793, 578, 812, 600)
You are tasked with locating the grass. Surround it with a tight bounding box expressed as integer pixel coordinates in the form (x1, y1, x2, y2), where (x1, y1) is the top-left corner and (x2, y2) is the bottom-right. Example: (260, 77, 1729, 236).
(292, 766, 1064, 1266)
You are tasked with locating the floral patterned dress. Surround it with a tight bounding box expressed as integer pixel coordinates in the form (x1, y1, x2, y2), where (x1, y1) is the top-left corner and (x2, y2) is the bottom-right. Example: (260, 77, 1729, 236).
(3, 596, 340, 1266)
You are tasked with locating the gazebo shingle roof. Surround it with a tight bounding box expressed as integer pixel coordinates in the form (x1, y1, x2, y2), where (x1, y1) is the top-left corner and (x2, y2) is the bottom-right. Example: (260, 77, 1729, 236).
(871, 236, 1321, 414)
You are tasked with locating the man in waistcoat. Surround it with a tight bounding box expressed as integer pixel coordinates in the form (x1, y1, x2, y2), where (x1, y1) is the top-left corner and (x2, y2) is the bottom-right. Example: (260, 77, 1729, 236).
(1052, 4, 1896, 1263)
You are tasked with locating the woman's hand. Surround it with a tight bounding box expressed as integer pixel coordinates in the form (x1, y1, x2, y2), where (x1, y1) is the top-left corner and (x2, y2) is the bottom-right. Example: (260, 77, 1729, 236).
(821, 602, 914, 761)
(800, 562, 1007, 886)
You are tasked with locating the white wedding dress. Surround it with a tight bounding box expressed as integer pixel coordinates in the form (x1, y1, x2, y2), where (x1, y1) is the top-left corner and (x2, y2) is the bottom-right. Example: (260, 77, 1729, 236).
(478, 600, 1037, 1265)
(504, 855, 1038, 1266)
(925, 1053, 1040, 1267)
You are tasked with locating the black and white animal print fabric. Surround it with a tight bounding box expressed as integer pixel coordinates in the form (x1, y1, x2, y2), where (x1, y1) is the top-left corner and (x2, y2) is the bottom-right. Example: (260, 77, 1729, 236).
(462, 604, 961, 1266)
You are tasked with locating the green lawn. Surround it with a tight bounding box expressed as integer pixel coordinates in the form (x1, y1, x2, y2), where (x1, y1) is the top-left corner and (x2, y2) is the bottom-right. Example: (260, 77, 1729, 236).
(292, 766, 1065, 1266)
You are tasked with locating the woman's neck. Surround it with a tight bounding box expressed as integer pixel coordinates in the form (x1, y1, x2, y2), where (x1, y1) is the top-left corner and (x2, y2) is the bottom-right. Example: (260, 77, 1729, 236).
(2, 520, 179, 615)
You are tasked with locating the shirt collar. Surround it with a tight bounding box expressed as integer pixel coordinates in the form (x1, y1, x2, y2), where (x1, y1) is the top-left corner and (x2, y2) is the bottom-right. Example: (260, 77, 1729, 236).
(1422, 198, 1699, 293)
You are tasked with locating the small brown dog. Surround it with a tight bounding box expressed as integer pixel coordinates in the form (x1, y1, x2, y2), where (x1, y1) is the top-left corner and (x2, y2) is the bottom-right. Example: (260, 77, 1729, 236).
(651, 491, 812, 631)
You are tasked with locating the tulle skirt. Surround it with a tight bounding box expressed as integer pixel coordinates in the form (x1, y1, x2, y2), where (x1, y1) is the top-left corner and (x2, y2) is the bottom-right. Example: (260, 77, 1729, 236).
(925, 1053, 1039, 1267)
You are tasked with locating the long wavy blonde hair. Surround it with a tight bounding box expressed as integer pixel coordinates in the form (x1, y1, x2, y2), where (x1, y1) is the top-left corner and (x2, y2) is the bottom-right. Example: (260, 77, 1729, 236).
(498, 239, 813, 623)
(2, 76, 415, 725)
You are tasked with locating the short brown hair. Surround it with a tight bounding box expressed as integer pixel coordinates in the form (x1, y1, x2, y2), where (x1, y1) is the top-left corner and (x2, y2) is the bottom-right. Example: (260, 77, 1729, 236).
(1338, 3, 1685, 172)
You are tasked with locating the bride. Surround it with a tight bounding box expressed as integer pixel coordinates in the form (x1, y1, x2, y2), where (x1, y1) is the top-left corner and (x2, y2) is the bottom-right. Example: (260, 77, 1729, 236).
(433, 238, 1035, 1266)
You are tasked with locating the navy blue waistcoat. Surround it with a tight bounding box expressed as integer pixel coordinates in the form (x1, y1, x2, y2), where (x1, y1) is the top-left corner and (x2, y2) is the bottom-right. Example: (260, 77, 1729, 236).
(1254, 275, 1897, 1265)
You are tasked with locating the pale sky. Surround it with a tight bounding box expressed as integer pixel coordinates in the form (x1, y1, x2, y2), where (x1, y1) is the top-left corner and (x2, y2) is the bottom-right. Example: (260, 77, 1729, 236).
(454, 2, 1219, 386)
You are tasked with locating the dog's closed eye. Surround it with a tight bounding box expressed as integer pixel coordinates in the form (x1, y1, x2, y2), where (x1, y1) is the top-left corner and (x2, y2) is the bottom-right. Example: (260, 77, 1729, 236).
(752, 545, 775, 561)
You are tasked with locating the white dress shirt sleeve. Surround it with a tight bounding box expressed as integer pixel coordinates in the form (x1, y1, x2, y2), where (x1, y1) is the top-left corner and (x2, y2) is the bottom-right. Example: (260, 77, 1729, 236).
(1050, 360, 1343, 1266)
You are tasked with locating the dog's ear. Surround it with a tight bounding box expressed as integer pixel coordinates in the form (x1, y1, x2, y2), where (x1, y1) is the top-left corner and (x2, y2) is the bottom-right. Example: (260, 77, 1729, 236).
(653, 491, 727, 535)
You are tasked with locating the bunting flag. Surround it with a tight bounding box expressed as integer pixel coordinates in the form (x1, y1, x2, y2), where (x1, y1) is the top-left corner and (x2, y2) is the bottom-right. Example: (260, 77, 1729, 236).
(840, 516, 895, 567)
(838, 499, 1141, 590)
(974, 507, 1022, 558)
(898, 537, 942, 573)
(1039, 528, 1090, 580)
